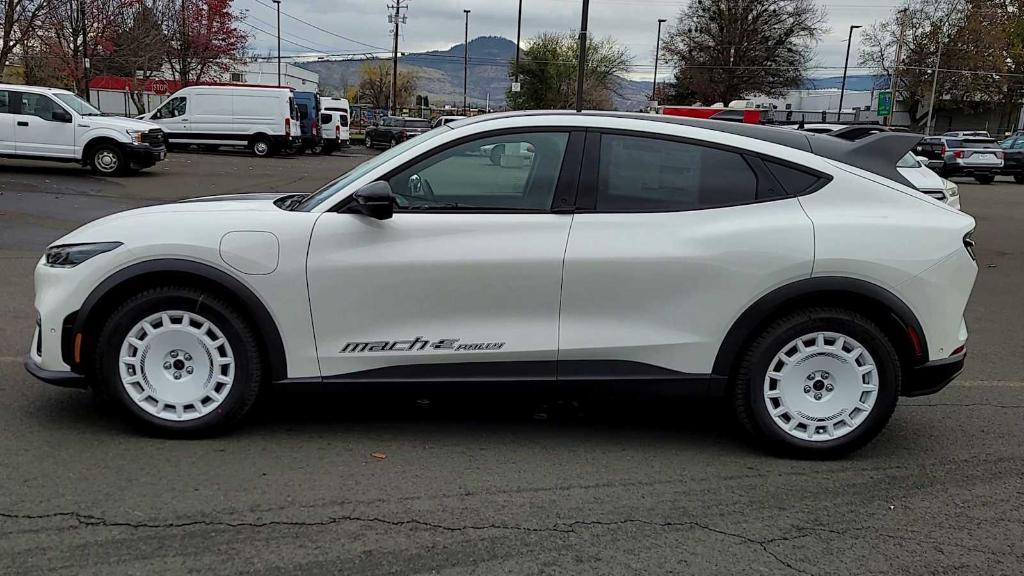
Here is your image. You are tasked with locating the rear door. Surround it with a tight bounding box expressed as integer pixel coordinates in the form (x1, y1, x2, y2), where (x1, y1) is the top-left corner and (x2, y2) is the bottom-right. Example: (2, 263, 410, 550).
(559, 131, 814, 380)
(305, 129, 582, 381)
(13, 92, 75, 157)
(0, 90, 13, 154)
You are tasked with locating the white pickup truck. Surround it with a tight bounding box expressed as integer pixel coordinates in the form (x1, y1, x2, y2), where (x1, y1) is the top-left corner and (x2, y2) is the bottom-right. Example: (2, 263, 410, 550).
(0, 83, 167, 176)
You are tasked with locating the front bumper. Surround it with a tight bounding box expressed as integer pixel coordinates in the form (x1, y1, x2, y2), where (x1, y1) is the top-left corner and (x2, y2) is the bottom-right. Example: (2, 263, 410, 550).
(24, 354, 88, 389)
(125, 143, 167, 167)
(902, 352, 965, 397)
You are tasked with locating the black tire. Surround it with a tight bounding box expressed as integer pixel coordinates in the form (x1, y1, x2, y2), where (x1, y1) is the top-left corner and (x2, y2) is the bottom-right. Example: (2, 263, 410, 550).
(89, 143, 128, 176)
(731, 308, 901, 458)
(365, 136, 374, 149)
(974, 175, 995, 185)
(251, 136, 273, 157)
(94, 286, 263, 436)
(389, 136, 398, 148)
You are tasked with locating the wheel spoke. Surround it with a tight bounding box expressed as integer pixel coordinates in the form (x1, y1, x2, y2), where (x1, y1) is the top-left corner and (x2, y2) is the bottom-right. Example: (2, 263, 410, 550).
(815, 333, 825, 349)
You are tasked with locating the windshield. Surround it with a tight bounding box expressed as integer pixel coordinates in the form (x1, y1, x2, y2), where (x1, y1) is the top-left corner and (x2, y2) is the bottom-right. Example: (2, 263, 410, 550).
(54, 93, 102, 116)
(897, 152, 921, 168)
(295, 127, 450, 211)
(962, 139, 998, 148)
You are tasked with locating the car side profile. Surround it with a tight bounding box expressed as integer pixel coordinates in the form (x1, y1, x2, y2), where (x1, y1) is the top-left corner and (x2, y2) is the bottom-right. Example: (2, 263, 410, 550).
(25, 112, 977, 457)
(364, 116, 431, 149)
(0, 83, 166, 175)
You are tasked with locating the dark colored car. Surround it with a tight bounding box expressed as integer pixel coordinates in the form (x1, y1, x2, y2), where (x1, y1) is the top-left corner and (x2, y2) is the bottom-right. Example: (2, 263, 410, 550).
(364, 116, 432, 149)
(997, 135, 1024, 183)
(914, 136, 1004, 184)
(292, 91, 321, 153)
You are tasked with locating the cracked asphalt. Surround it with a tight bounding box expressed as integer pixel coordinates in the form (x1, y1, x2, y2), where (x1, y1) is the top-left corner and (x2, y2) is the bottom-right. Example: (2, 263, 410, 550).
(1, 150, 1023, 575)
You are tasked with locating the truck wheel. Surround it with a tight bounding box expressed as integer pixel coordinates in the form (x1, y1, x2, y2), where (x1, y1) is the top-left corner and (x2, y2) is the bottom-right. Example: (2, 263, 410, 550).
(974, 175, 995, 185)
(94, 286, 263, 436)
(731, 308, 901, 458)
(251, 136, 273, 157)
(90, 143, 127, 176)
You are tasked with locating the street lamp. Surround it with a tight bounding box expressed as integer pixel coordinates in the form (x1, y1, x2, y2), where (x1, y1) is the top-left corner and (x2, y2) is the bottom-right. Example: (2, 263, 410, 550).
(272, 0, 281, 86)
(837, 24, 861, 123)
(652, 18, 667, 104)
(464, 9, 470, 114)
(575, 0, 591, 112)
(515, 0, 523, 83)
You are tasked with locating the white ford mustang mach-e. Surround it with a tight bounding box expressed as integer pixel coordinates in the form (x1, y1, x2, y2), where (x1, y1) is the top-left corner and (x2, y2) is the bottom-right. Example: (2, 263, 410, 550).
(26, 112, 977, 456)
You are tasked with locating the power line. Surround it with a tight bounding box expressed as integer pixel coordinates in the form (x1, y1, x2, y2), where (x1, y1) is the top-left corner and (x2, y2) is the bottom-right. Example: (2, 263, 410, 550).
(248, 0, 390, 52)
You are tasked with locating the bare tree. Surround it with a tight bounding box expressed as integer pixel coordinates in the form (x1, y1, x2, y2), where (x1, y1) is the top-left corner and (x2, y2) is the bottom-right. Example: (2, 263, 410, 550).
(357, 61, 417, 109)
(0, 0, 48, 77)
(662, 0, 828, 105)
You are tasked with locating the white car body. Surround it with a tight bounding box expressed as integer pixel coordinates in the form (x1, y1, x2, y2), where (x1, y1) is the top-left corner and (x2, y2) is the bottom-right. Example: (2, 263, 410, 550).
(899, 153, 961, 209)
(0, 83, 166, 173)
(433, 115, 467, 128)
(321, 97, 350, 145)
(137, 85, 299, 154)
(26, 112, 978, 454)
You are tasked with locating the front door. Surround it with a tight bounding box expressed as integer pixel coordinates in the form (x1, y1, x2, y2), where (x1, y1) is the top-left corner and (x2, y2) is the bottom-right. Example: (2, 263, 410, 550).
(149, 96, 189, 142)
(13, 92, 75, 157)
(306, 130, 581, 381)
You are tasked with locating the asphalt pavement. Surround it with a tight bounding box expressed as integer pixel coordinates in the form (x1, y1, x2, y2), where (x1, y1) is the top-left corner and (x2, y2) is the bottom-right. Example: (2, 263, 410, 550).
(1, 149, 1022, 575)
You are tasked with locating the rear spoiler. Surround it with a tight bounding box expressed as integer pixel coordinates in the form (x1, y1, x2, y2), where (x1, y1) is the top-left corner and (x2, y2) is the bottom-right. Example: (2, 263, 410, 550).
(807, 131, 924, 189)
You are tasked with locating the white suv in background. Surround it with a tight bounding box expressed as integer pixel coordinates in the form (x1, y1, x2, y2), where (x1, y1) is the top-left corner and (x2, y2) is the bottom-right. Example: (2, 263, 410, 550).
(0, 84, 166, 175)
(25, 112, 977, 457)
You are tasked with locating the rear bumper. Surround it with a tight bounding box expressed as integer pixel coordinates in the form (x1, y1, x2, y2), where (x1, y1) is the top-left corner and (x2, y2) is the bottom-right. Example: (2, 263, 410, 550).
(944, 162, 1002, 176)
(902, 352, 965, 397)
(24, 354, 88, 389)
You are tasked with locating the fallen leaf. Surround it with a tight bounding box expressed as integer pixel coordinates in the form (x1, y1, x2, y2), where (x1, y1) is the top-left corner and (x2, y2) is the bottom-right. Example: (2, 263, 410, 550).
(371, 452, 387, 460)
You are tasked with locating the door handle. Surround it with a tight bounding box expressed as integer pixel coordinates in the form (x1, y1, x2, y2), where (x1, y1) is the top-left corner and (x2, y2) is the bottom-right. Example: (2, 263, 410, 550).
(180, 118, 189, 122)
(17, 121, 28, 127)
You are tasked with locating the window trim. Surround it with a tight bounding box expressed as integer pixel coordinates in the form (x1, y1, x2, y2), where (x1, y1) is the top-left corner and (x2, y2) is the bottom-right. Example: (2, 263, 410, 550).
(575, 128, 821, 214)
(330, 127, 585, 214)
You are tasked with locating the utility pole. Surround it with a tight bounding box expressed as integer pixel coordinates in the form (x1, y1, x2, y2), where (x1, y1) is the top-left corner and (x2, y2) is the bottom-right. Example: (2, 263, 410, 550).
(838, 25, 862, 123)
(927, 1, 962, 134)
(388, 1, 408, 116)
(463, 9, 470, 114)
(272, 0, 281, 86)
(651, 18, 667, 103)
(575, 0, 591, 112)
(887, 7, 908, 127)
(515, 0, 523, 82)
(81, 0, 90, 102)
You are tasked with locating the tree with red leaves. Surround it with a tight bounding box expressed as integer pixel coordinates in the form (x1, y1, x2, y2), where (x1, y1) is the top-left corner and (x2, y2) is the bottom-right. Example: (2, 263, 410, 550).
(166, 0, 248, 85)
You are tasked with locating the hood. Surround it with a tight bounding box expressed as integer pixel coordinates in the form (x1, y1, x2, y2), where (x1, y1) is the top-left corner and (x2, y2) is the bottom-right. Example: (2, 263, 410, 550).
(89, 115, 161, 131)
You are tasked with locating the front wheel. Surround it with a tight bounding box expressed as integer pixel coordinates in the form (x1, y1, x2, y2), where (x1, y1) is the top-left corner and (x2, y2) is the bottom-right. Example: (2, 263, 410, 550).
(974, 174, 995, 184)
(89, 143, 127, 176)
(731, 308, 901, 458)
(94, 286, 263, 436)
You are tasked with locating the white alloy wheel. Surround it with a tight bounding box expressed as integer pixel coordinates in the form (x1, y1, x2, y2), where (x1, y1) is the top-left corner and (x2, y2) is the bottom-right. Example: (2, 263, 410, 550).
(118, 310, 235, 421)
(762, 332, 879, 442)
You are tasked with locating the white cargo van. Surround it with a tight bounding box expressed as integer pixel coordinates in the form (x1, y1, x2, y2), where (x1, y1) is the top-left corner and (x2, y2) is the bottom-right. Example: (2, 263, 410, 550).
(138, 86, 299, 156)
(320, 97, 350, 146)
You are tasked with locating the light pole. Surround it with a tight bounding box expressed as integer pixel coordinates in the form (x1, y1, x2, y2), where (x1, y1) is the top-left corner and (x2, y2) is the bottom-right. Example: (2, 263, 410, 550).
(272, 0, 281, 86)
(515, 0, 523, 83)
(926, 1, 962, 135)
(575, 0, 591, 112)
(652, 18, 667, 103)
(464, 9, 470, 114)
(837, 24, 861, 123)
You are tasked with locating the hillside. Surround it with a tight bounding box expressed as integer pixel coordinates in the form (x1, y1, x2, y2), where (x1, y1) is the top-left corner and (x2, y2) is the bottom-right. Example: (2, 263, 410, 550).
(298, 36, 651, 111)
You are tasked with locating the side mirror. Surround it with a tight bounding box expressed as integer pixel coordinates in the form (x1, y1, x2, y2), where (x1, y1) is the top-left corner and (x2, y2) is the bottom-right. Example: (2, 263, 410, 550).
(52, 109, 72, 123)
(349, 181, 394, 220)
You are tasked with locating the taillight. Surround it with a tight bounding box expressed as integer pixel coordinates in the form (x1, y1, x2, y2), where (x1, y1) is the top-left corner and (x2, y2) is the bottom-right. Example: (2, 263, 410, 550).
(953, 150, 964, 159)
(336, 126, 340, 140)
(313, 120, 319, 136)
(995, 151, 1004, 159)
(940, 145, 947, 155)
(285, 117, 291, 137)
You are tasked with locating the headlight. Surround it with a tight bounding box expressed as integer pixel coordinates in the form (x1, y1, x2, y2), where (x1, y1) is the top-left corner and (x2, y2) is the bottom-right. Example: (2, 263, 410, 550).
(943, 179, 959, 197)
(44, 242, 122, 268)
(126, 129, 144, 144)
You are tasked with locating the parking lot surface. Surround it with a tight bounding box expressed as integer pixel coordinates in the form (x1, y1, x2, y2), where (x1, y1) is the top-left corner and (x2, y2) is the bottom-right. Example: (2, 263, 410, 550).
(1, 151, 1022, 575)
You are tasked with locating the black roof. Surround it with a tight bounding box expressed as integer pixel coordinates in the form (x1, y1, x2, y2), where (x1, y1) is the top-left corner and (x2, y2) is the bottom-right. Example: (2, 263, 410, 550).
(453, 111, 924, 188)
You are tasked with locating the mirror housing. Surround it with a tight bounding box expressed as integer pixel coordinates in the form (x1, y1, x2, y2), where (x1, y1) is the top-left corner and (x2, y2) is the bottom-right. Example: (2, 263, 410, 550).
(52, 109, 72, 123)
(348, 181, 394, 220)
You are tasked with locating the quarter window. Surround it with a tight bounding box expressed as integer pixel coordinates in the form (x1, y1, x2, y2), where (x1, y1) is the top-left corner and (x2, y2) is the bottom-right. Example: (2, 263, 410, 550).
(596, 134, 759, 211)
(387, 132, 569, 211)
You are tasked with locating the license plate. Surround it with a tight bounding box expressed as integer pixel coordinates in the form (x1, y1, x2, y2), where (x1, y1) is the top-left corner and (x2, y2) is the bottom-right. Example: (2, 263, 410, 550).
(973, 153, 995, 160)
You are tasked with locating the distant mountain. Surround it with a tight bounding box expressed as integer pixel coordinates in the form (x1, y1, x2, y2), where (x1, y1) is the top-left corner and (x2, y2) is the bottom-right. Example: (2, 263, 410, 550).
(801, 75, 886, 91)
(297, 36, 652, 111)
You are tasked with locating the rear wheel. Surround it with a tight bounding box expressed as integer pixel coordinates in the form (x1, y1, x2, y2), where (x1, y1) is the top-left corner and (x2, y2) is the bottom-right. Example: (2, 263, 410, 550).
(251, 136, 273, 157)
(365, 136, 374, 149)
(974, 174, 995, 184)
(94, 286, 262, 436)
(732, 308, 901, 458)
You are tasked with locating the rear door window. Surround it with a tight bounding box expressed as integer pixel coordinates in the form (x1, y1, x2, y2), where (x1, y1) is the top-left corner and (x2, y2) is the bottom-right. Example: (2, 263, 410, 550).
(962, 139, 997, 149)
(0, 90, 9, 113)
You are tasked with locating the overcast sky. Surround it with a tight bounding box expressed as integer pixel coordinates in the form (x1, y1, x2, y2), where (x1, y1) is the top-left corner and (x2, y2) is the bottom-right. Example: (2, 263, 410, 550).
(234, 0, 903, 79)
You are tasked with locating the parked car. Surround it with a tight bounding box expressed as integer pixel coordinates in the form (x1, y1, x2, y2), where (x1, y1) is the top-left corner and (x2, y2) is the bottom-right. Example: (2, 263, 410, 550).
(321, 97, 350, 147)
(913, 136, 945, 169)
(318, 110, 345, 154)
(898, 152, 960, 209)
(138, 85, 299, 157)
(26, 111, 976, 458)
(997, 135, 1024, 183)
(432, 115, 466, 129)
(914, 136, 1004, 183)
(293, 91, 321, 153)
(943, 131, 990, 138)
(364, 116, 431, 149)
(0, 83, 166, 175)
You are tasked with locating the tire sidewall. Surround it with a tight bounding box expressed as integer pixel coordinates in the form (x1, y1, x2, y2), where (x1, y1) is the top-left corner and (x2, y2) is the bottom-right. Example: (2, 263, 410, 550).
(743, 313, 900, 455)
(97, 291, 258, 434)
